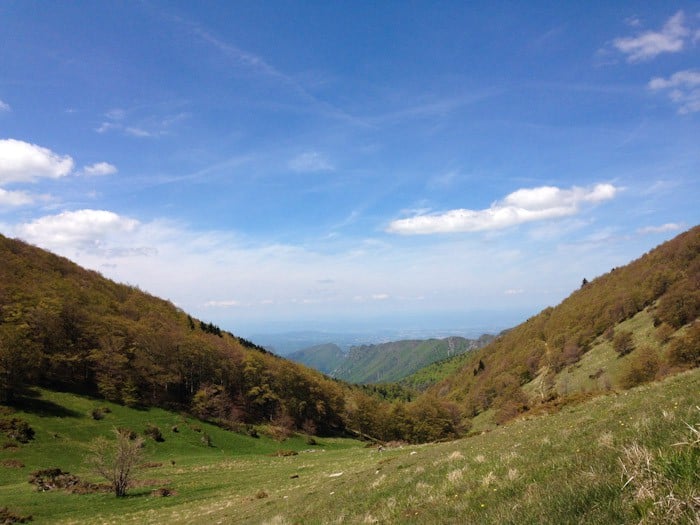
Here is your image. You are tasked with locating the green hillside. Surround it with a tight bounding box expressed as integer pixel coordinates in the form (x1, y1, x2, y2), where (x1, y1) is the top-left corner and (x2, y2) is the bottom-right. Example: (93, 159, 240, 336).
(287, 343, 346, 375)
(1, 368, 697, 524)
(423, 225, 700, 429)
(1, 225, 699, 459)
(332, 335, 494, 384)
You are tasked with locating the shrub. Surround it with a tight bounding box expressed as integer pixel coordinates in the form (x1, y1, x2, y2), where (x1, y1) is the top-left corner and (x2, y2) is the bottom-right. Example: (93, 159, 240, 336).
(655, 323, 675, 345)
(613, 330, 635, 357)
(90, 407, 111, 420)
(0, 506, 32, 523)
(87, 428, 145, 497)
(116, 427, 137, 440)
(0, 418, 35, 443)
(620, 346, 659, 388)
(144, 424, 164, 442)
(666, 321, 700, 367)
(28, 468, 82, 492)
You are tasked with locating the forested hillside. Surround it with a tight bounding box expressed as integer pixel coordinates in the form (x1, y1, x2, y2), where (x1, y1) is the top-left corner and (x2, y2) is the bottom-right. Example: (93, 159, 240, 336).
(0, 235, 462, 443)
(425, 225, 700, 425)
(2, 227, 699, 445)
(331, 336, 494, 384)
(287, 343, 345, 374)
(0, 234, 352, 433)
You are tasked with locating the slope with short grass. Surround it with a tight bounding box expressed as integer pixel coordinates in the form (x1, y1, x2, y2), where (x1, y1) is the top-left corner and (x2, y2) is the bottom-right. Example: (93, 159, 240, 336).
(2, 369, 698, 524)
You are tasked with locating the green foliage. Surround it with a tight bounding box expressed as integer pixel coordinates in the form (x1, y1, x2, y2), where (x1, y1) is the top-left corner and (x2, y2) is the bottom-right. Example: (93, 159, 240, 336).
(331, 336, 493, 384)
(3, 365, 698, 524)
(287, 343, 345, 375)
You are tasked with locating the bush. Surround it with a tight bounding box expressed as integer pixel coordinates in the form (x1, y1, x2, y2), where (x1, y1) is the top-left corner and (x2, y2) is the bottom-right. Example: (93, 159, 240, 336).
(28, 468, 83, 492)
(0, 506, 32, 523)
(666, 321, 700, 367)
(116, 427, 137, 440)
(620, 346, 659, 388)
(0, 418, 35, 443)
(90, 407, 111, 420)
(613, 330, 635, 356)
(144, 424, 164, 442)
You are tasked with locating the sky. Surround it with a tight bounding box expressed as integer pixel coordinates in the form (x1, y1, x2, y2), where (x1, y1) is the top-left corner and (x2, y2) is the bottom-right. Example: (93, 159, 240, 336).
(1, 1, 699, 337)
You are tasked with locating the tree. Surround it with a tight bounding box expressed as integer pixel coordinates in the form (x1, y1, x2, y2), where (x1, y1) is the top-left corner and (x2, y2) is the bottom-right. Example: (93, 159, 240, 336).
(87, 428, 144, 497)
(0, 324, 40, 403)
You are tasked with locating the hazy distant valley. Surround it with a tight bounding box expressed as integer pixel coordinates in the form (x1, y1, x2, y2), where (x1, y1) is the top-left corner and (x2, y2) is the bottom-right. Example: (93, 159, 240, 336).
(285, 334, 497, 383)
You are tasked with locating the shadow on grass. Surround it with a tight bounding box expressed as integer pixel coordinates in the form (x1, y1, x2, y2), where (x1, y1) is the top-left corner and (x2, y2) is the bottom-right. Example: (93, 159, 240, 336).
(12, 394, 82, 418)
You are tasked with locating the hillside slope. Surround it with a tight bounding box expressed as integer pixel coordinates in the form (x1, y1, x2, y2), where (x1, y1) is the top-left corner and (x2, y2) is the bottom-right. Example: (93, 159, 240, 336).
(0, 234, 350, 434)
(2, 368, 697, 524)
(287, 343, 346, 374)
(425, 225, 700, 426)
(332, 335, 494, 384)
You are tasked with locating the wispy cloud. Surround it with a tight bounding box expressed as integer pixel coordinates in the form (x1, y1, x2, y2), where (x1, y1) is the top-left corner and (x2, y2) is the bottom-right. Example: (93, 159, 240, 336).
(637, 223, 683, 235)
(0, 100, 10, 112)
(648, 69, 700, 114)
(387, 183, 617, 235)
(82, 162, 118, 176)
(0, 139, 74, 184)
(0, 188, 34, 207)
(288, 152, 334, 173)
(613, 11, 689, 62)
(204, 299, 240, 308)
(96, 107, 186, 138)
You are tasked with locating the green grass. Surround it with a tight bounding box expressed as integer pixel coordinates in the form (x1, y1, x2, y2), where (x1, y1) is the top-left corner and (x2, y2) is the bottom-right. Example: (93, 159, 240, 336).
(2, 369, 700, 524)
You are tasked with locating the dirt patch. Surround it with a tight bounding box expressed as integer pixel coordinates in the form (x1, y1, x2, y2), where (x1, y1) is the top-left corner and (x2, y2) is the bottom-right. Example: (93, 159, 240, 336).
(1, 459, 24, 468)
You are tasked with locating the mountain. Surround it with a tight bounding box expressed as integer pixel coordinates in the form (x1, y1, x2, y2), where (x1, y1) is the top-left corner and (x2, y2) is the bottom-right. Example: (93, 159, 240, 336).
(1, 225, 698, 446)
(329, 335, 495, 384)
(421, 225, 700, 428)
(0, 234, 350, 435)
(287, 343, 345, 374)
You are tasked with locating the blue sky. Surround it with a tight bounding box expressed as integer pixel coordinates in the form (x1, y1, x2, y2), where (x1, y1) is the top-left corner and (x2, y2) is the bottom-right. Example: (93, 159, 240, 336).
(1, 1, 698, 336)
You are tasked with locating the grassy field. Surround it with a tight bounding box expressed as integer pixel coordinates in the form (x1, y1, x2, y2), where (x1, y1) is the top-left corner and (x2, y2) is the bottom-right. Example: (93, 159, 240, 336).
(2, 369, 699, 524)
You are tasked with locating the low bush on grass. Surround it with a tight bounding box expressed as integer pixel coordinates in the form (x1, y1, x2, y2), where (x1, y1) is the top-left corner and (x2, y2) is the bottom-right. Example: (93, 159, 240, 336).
(0, 506, 32, 524)
(0, 417, 35, 443)
(144, 423, 164, 442)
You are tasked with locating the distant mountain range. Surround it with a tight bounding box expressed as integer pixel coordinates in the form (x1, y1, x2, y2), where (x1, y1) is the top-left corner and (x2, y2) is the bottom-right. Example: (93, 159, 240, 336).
(288, 335, 496, 383)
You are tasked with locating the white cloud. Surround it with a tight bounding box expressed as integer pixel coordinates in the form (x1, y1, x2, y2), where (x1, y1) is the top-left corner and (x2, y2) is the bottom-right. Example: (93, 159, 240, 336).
(371, 293, 390, 300)
(17, 209, 139, 250)
(204, 299, 240, 307)
(125, 127, 153, 138)
(0, 100, 10, 112)
(0, 188, 34, 207)
(83, 162, 118, 176)
(613, 11, 689, 62)
(504, 288, 524, 295)
(648, 69, 700, 114)
(637, 223, 683, 234)
(288, 152, 334, 172)
(387, 183, 617, 235)
(0, 139, 74, 184)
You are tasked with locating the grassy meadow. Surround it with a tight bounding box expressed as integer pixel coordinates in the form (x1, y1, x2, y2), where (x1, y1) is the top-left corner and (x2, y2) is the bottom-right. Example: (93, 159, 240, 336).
(2, 368, 699, 524)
